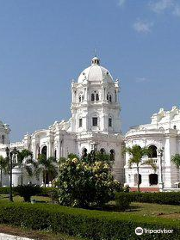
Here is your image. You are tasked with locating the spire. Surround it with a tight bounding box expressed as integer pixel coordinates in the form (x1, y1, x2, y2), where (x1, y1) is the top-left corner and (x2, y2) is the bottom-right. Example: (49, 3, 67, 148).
(94, 48, 97, 57)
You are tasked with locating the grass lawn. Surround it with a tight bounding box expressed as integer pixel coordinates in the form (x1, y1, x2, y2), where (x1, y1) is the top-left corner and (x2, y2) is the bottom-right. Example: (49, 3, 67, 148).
(123, 202, 180, 220)
(0, 224, 86, 240)
(0, 194, 51, 202)
(1, 194, 180, 221)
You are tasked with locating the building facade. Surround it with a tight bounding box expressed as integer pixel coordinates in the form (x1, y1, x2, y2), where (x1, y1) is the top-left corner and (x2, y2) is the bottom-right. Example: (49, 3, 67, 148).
(1, 57, 179, 191)
(0, 57, 124, 186)
(125, 106, 180, 191)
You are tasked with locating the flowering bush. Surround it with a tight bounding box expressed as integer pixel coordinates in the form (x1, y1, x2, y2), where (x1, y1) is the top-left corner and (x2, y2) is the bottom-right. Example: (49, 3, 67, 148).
(57, 155, 121, 207)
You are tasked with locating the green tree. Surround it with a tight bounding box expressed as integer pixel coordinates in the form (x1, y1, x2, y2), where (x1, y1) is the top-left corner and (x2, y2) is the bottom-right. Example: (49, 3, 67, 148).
(36, 154, 58, 187)
(124, 145, 157, 192)
(83, 150, 112, 165)
(0, 156, 8, 187)
(16, 149, 36, 185)
(171, 154, 180, 182)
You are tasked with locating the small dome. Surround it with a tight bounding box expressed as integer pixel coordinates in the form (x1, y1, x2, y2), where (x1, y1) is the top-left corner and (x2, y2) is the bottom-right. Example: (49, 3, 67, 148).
(78, 57, 113, 83)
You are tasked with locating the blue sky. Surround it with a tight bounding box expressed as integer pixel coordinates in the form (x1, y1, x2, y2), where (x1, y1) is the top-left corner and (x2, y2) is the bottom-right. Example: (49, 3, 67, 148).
(1, 0, 180, 141)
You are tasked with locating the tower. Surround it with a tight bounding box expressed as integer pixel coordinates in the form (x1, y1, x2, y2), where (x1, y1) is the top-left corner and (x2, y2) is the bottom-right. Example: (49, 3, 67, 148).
(70, 57, 121, 134)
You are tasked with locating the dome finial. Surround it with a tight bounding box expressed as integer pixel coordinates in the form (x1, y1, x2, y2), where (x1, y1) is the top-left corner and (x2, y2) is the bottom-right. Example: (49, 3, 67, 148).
(91, 56, 100, 66)
(91, 48, 100, 65)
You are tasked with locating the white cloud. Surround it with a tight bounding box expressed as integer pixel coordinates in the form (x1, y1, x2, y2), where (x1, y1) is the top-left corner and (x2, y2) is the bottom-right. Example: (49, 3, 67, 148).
(149, 0, 174, 13)
(118, 0, 126, 7)
(136, 77, 149, 83)
(133, 20, 153, 33)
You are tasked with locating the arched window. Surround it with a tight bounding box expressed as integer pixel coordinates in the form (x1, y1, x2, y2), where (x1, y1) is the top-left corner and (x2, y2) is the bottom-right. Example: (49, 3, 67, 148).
(108, 117, 112, 127)
(149, 174, 158, 185)
(54, 150, 57, 160)
(41, 146, 47, 159)
(79, 93, 84, 103)
(110, 149, 115, 161)
(91, 93, 95, 101)
(107, 93, 112, 103)
(91, 91, 99, 102)
(79, 118, 82, 127)
(100, 148, 106, 154)
(92, 117, 98, 126)
(82, 148, 87, 158)
(148, 145, 157, 158)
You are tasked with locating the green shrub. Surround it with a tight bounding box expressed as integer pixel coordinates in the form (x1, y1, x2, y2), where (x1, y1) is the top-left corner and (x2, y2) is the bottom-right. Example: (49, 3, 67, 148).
(115, 192, 180, 205)
(38, 187, 57, 196)
(14, 185, 41, 202)
(0, 187, 10, 194)
(0, 202, 179, 240)
(115, 192, 131, 211)
(57, 157, 121, 207)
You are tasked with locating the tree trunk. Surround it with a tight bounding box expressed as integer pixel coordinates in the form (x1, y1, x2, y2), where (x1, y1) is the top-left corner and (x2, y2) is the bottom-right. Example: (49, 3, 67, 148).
(137, 165, 140, 192)
(0, 168, 2, 187)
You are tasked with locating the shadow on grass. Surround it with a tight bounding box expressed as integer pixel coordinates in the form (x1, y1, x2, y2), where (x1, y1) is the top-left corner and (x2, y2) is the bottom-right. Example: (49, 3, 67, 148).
(86, 204, 142, 213)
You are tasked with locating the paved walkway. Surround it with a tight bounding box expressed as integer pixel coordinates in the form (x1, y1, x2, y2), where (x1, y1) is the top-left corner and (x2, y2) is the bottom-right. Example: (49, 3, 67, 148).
(0, 233, 34, 240)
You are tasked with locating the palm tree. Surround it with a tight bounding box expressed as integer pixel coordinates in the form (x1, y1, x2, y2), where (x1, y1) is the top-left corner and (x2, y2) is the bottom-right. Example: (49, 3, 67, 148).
(124, 145, 157, 192)
(36, 154, 58, 187)
(0, 155, 8, 187)
(171, 154, 180, 182)
(16, 149, 37, 185)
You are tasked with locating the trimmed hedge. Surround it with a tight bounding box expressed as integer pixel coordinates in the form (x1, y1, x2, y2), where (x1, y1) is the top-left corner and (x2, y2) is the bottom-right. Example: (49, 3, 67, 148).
(0, 186, 56, 197)
(115, 192, 180, 205)
(0, 187, 10, 194)
(115, 192, 131, 211)
(0, 202, 179, 240)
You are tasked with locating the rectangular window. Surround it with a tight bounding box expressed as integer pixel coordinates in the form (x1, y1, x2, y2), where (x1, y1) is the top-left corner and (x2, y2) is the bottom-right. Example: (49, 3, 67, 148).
(79, 118, 82, 127)
(108, 118, 112, 127)
(92, 117, 98, 126)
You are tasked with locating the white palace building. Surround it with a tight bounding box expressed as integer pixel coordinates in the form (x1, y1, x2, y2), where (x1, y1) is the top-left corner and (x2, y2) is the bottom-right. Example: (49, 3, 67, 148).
(0, 56, 180, 191)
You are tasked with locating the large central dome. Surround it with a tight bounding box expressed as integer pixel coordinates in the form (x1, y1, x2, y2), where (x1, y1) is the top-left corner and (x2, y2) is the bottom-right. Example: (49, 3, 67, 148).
(78, 57, 113, 83)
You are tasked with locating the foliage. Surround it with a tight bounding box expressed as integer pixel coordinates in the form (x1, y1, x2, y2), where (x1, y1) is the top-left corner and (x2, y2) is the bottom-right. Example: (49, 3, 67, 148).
(115, 192, 180, 205)
(0, 187, 10, 194)
(0, 202, 179, 240)
(36, 155, 58, 185)
(14, 184, 41, 202)
(124, 145, 157, 191)
(115, 192, 131, 211)
(38, 187, 59, 202)
(68, 153, 79, 160)
(17, 149, 33, 164)
(16, 149, 36, 185)
(82, 151, 112, 165)
(57, 156, 121, 207)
